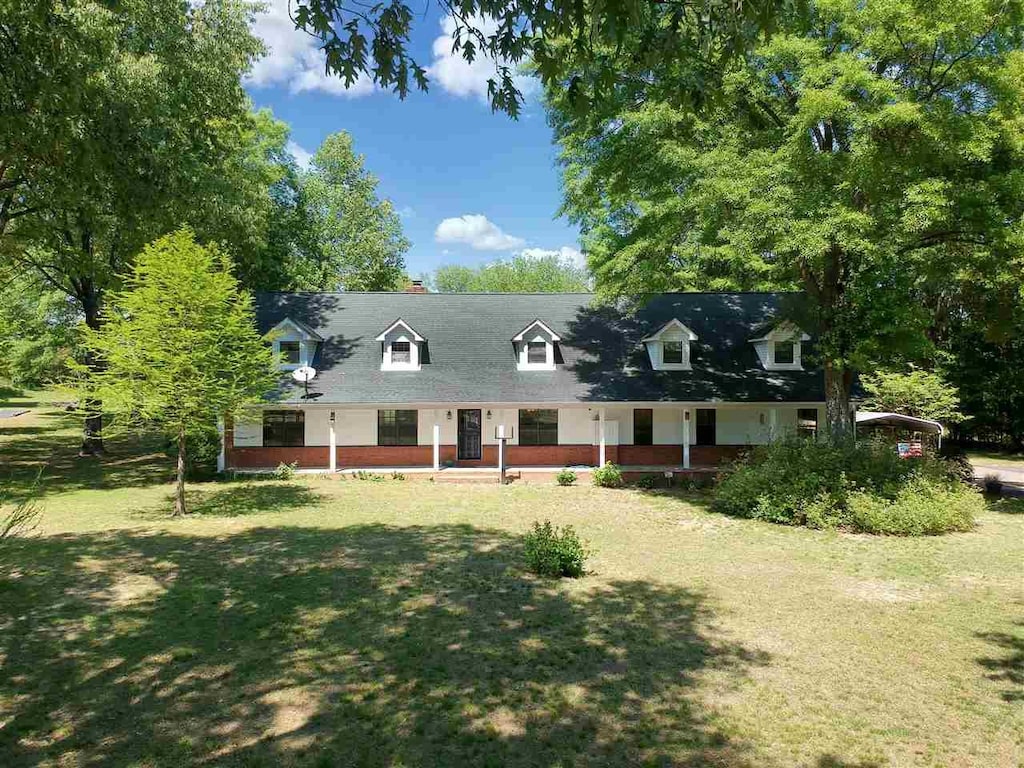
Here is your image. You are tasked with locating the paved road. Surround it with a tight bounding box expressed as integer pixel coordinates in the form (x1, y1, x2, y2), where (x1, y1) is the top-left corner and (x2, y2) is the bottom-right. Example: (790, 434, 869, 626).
(971, 463, 1024, 498)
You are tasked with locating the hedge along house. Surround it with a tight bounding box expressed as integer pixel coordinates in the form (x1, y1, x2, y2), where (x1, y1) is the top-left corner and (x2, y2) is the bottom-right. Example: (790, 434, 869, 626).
(221, 291, 828, 472)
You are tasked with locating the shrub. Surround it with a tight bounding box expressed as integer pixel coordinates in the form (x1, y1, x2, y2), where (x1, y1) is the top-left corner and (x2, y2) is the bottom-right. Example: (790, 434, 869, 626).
(848, 477, 982, 535)
(633, 474, 659, 489)
(163, 424, 221, 480)
(391, 471, 406, 481)
(592, 462, 623, 488)
(523, 520, 589, 578)
(941, 453, 976, 484)
(555, 469, 577, 486)
(712, 436, 976, 534)
(273, 461, 298, 480)
(983, 474, 1003, 495)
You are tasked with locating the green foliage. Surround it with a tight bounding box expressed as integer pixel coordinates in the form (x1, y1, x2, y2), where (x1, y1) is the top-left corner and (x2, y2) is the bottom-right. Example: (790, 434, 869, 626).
(548, 0, 1024, 437)
(555, 469, 577, 486)
(633, 474, 659, 489)
(0, 474, 41, 541)
(847, 478, 982, 536)
(522, 520, 589, 578)
(296, 132, 409, 291)
(713, 437, 978, 534)
(433, 253, 590, 293)
(274, 462, 299, 481)
(164, 425, 222, 482)
(289, 0, 776, 117)
(592, 462, 623, 488)
(354, 471, 387, 482)
(0, 270, 81, 387)
(861, 368, 963, 424)
(77, 229, 279, 514)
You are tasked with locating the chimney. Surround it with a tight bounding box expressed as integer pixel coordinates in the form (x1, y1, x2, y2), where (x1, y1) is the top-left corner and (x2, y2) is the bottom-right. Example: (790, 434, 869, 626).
(405, 279, 427, 294)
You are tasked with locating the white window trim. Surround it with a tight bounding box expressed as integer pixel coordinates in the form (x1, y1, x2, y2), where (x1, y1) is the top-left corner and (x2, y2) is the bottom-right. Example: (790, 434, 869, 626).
(643, 319, 698, 371)
(517, 334, 556, 371)
(376, 318, 425, 372)
(751, 323, 809, 371)
(768, 339, 802, 370)
(270, 318, 319, 371)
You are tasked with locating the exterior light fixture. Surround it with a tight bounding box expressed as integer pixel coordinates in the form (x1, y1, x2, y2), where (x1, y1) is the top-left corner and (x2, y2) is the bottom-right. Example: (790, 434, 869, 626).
(330, 411, 336, 423)
(446, 410, 452, 420)
(486, 410, 492, 419)
(684, 411, 691, 421)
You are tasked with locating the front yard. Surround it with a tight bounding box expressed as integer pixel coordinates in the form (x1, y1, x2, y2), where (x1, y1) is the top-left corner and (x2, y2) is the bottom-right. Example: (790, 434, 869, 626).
(1, 400, 1022, 766)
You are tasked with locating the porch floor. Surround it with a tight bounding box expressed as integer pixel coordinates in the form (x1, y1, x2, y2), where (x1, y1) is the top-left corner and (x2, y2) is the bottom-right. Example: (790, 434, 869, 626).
(235, 464, 720, 476)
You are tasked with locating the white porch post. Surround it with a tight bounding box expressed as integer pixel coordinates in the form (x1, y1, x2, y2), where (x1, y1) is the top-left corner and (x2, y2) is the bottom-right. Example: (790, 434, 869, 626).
(769, 408, 778, 441)
(599, 407, 606, 465)
(216, 418, 225, 473)
(329, 411, 337, 472)
(432, 418, 441, 470)
(683, 408, 691, 469)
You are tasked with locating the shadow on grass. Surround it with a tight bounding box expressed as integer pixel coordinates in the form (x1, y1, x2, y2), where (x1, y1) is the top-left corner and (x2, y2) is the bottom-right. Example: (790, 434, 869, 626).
(178, 482, 326, 517)
(976, 621, 1024, 702)
(816, 756, 883, 768)
(0, 524, 767, 767)
(988, 497, 1024, 514)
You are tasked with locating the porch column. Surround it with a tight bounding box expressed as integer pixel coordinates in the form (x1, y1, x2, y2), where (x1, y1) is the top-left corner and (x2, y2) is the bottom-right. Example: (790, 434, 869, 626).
(432, 417, 441, 470)
(329, 411, 337, 473)
(216, 417, 225, 472)
(769, 408, 778, 441)
(683, 408, 691, 469)
(599, 407, 606, 465)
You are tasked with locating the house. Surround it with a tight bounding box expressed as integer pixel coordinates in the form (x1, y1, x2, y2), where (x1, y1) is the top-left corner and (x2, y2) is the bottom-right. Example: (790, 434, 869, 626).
(221, 291, 828, 472)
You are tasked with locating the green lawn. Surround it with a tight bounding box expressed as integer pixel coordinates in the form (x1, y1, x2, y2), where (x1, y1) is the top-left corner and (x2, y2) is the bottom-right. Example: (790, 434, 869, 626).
(1, 398, 1022, 767)
(969, 450, 1024, 471)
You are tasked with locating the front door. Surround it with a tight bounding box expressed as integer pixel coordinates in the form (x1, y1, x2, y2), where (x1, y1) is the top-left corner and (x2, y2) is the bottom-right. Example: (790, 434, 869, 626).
(458, 409, 482, 460)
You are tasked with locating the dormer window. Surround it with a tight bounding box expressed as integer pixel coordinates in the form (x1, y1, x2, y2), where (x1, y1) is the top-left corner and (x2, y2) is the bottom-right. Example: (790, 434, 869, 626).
(513, 320, 560, 371)
(376, 318, 425, 371)
(643, 319, 698, 371)
(269, 318, 322, 370)
(750, 322, 809, 370)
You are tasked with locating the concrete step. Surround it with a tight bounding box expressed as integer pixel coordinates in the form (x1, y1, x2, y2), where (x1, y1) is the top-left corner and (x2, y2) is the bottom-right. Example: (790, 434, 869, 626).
(433, 473, 502, 484)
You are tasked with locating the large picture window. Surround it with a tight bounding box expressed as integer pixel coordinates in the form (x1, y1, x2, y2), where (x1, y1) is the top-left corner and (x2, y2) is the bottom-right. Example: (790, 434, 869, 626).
(378, 409, 418, 446)
(695, 409, 716, 446)
(519, 409, 558, 446)
(279, 341, 301, 365)
(263, 410, 304, 447)
(634, 409, 653, 446)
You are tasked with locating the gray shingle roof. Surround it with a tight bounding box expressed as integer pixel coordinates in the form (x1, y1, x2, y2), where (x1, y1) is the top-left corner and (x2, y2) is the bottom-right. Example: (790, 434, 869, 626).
(255, 292, 826, 404)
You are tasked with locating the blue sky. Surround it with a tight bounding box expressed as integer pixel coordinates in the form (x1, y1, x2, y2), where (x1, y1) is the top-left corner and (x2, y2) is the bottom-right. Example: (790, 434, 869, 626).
(244, 2, 582, 280)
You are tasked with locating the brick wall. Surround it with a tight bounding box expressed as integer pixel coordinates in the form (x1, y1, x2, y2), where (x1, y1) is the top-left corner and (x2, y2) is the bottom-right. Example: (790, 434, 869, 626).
(690, 445, 747, 464)
(230, 446, 330, 468)
(507, 444, 594, 467)
(618, 445, 682, 466)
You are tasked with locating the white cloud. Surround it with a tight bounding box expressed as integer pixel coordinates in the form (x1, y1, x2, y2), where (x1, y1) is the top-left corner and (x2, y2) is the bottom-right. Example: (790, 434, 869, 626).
(435, 214, 526, 251)
(518, 246, 587, 269)
(286, 140, 313, 170)
(247, 0, 375, 97)
(427, 15, 536, 102)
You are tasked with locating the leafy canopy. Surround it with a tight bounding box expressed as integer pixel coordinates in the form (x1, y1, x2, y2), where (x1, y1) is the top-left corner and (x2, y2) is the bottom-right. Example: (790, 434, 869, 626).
(432, 253, 590, 292)
(861, 369, 964, 424)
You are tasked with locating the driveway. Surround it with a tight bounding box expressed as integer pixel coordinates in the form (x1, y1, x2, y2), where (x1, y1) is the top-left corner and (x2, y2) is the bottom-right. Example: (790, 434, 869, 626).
(971, 462, 1024, 497)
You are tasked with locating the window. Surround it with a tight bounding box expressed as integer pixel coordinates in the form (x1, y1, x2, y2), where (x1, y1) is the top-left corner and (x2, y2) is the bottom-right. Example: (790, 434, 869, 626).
(378, 410, 418, 445)
(774, 340, 796, 365)
(391, 341, 411, 364)
(634, 409, 653, 446)
(663, 341, 684, 365)
(519, 409, 558, 446)
(527, 341, 547, 364)
(263, 410, 304, 447)
(695, 409, 716, 446)
(279, 341, 300, 365)
(798, 408, 818, 439)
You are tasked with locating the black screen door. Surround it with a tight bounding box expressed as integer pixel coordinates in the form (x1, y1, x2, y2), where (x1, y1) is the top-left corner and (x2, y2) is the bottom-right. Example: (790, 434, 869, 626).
(458, 409, 482, 460)
(695, 409, 716, 446)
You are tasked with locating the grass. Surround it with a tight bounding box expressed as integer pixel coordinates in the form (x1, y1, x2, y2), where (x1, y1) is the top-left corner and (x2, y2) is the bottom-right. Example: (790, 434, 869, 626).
(1, 397, 1022, 766)
(968, 450, 1024, 470)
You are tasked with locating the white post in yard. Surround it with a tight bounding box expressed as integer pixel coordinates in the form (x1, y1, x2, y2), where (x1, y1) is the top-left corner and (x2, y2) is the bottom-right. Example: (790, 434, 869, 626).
(216, 418, 225, 473)
(599, 408, 606, 465)
(329, 411, 337, 473)
(682, 409, 691, 469)
(497, 423, 505, 481)
(433, 419, 441, 470)
(769, 408, 778, 441)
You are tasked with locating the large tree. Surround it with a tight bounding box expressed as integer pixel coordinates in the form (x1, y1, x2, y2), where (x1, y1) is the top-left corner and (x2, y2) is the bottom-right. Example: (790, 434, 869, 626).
(297, 132, 409, 291)
(433, 253, 590, 292)
(547, 0, 1024, 438)
(77, 230, 277, 516)
(0, 0, 265, 452)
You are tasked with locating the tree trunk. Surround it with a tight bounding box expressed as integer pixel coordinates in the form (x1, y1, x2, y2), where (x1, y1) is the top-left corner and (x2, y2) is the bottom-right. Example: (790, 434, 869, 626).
(174, 425, 187, 516)
(78, 284, 105, 456)
(824, 360, 854, 441)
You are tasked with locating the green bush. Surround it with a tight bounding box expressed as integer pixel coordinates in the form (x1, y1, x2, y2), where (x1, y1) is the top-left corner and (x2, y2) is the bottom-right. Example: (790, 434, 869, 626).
(163, 424, 221, 480)
(273, 461, 298, 480)
(555, 469, 577, 486)
(633, 474, 659, 489)
(712, 437, 977, 535)
(848, 477, 982, 535)
(592, 462, 623, 488)
(523, 520, 589, 577)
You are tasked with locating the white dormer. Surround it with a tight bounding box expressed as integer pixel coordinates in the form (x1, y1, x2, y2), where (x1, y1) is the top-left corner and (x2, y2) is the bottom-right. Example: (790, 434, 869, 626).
(376, 318, 425, 371)
(269, 318, 322, 370)
(643, 319, 698, 371)
(750, 321, 810, 370)
(513, 320, 559, 371)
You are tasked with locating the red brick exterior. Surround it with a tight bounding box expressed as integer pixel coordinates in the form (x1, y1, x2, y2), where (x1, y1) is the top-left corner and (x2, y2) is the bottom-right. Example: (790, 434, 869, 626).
(618, 445, 683, 466)
(690, 445, 748, 464)
(230, 446, 330, 468)
(507, 444, 594, 466)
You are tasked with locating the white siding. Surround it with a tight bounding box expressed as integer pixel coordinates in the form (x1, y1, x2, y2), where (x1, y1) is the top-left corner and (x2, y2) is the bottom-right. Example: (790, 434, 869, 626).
(482, 408, 518, 445)
(335, 409, 378, 446)
(233, 415, 262, 447)
(558, 408, 593, 444)
(304, 409, 331, 446)
(653, 408, 684, 444)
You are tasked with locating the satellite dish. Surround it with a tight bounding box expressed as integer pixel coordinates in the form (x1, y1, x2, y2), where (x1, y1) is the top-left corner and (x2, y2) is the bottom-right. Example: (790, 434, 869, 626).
(292, 366, 317, 384)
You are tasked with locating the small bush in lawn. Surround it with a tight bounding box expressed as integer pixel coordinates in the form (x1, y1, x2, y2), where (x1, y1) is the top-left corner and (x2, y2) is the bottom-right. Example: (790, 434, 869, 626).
(592, 462, 623, 488)
(555, 469, 577, 486)
(633, 474, 659, 489)
(848, 477, 982, 535)
(273, 461, 297, 480)
(523, 520, 589, 577)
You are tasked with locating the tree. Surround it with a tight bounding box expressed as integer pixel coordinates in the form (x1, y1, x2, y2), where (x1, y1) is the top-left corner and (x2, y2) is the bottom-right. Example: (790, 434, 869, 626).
(77, 230, 277, 516)
(432, 253, 590, 292)
(1, 0, 265, 453)
(861, 369, 964, 425)
(284, 0, 780, 116)
(297, 132, 409, 291)
(547, 0, 1024, 438)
